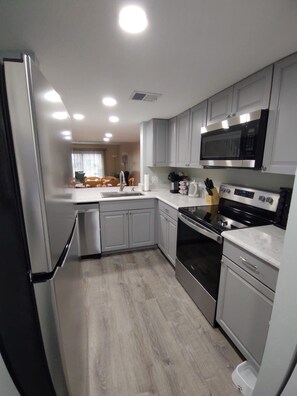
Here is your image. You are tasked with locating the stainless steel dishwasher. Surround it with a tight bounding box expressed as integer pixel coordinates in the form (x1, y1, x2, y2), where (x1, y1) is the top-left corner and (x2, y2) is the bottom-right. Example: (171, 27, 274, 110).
(77, 203, 101, 258)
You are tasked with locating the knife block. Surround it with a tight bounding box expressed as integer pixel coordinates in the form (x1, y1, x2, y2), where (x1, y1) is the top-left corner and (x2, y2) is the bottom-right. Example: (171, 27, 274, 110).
(206, 188, 220, 205)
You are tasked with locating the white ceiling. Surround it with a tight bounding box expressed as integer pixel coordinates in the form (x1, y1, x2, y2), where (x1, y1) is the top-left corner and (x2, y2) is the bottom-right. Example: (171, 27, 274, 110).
(1, 0, 297, 143)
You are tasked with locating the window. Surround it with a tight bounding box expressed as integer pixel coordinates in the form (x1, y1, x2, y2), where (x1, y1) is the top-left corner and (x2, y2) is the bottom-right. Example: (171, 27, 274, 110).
(72, 149, 105, 177)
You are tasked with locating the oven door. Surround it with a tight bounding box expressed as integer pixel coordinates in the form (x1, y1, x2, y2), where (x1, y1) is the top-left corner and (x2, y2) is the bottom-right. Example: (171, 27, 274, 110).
(176, 213, 223, 300)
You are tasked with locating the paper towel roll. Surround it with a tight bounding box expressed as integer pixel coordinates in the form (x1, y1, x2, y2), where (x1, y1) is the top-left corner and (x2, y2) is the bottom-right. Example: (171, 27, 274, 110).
(144, 174, 150, 191)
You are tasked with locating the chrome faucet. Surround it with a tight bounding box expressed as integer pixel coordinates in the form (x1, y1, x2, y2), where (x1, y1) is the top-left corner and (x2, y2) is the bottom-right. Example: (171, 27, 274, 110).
(119, 171, 126, 192)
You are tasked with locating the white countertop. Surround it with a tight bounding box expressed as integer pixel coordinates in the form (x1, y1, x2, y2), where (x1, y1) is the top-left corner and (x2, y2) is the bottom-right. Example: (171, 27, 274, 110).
(222, 225, 285, 269)
(73, 186, 208, 209)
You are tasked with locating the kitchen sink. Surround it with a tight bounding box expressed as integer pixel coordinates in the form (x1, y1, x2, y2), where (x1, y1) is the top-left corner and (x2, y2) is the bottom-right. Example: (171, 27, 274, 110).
(100, 191, 144, 198)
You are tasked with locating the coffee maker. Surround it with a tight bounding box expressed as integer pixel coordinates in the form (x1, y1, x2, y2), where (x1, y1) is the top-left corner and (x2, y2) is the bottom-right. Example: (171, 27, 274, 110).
(168, 172, 180, 193)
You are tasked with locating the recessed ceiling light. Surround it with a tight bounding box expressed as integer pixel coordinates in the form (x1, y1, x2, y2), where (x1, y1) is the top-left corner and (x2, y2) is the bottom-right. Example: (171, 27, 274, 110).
(73, 113, 85, 120)
(119, 5, 148, 34)
(103, 137, 110, 142)
(61, 130, 71, 136)
(45, 90, 62, 103)
(105, 132, 113, 138)
(102, 97, 117, 107)
(109, 116, 119, 123)
(52, 111, 69, 120)
(64, 136, 72, 140)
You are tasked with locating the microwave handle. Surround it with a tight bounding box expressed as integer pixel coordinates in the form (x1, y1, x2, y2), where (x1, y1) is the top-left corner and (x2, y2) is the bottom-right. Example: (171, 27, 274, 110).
(178, 213, 223, 244)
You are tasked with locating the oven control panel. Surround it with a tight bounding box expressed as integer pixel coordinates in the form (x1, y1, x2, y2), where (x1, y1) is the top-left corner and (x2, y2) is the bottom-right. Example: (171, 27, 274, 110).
(219, 184, 279, 212)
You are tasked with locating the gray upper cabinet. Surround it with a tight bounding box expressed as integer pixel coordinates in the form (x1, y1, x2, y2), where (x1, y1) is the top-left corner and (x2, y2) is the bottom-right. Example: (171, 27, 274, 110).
(176, 103, 207, 168)
(167, 117, 177, 167)
(232, 65, 273, 116)
(189, 100, 207, 167)
(206, 66, 273, 126)
(176, 110, 190, 167)
(207, 87, 233, 125)
(263, 53, 297, 175)
(144, 119, 168, 167)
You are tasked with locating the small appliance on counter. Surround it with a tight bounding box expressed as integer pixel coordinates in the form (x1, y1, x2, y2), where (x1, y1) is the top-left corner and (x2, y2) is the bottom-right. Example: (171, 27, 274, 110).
(188, 180, 199, 197)
(168, 172, 181, 193)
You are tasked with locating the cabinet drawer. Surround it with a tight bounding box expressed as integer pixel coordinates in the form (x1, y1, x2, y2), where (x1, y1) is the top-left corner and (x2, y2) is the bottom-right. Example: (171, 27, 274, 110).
(158, 201, 177, 221)
(223, 240, 278, 291)
(100, 198, 155, 212)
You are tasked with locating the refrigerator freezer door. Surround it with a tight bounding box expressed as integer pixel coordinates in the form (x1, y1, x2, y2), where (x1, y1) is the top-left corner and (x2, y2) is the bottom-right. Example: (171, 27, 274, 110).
(4, 56, 75, 274)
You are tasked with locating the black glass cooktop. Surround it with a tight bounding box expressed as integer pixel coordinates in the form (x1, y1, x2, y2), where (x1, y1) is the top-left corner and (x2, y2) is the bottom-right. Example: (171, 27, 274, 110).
(179, 200, 274, 234)
(179, 205, 226, 233)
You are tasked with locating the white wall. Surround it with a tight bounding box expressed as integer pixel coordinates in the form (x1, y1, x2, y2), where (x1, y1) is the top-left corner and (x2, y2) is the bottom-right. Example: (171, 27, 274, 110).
(0, 355, 19, 396)
(252, 170, 297, 395)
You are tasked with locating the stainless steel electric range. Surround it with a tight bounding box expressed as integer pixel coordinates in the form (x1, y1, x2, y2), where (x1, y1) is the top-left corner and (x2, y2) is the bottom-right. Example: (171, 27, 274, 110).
(176, 183, 280, 326)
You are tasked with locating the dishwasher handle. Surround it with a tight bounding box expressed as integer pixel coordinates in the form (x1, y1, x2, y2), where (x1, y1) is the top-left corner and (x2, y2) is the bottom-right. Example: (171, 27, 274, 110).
(178, 213, 223, 244)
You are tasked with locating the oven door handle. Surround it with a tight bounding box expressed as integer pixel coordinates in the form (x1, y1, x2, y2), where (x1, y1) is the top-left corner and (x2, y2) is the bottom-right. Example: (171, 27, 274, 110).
(178, 213, 223, 244)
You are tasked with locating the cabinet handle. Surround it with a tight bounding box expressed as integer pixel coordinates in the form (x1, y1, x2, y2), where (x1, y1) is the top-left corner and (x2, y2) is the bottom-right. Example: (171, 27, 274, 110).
(240, 256, 259, 273)
(165, 208, 169, 213)
(261, 165, 267, 171)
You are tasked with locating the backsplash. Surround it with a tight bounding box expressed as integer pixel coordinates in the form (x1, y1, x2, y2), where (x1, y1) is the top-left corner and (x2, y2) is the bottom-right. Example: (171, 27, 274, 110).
(184, 167, 295, 192)
(143, 166, 295, 193)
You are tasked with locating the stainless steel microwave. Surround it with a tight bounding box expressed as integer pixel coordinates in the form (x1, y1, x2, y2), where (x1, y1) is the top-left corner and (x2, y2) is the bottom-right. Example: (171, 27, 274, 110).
(200, 109, 268, 169)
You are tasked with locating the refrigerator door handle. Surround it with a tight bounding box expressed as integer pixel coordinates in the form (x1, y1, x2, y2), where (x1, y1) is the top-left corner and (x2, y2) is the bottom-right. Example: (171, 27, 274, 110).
(30, 216, 77, 284)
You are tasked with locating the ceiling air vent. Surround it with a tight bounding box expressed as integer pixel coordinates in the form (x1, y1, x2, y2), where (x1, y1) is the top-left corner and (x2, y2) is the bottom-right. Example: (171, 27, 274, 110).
(130, 90, 162, 102)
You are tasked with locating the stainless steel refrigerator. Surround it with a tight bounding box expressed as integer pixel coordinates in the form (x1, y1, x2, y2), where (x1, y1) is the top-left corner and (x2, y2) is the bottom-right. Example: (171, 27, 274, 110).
(0, 55, 88, 395)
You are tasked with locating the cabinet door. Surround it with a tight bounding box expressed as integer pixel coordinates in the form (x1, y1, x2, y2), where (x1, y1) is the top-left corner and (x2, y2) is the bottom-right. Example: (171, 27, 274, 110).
(189, 101, 207, 167)
(217, 257, 274, 368)
(158, 210, 168, 254)
(263, 53, 297, 175)
(129, 209, 155, 248)
(100, 211, 129, 252)
(154, 119, 168, 166)
(167, 117, 176, 166)
(207, 86, 233, 125)
(167, 218, 177, 266)
(176, 110, 190, 167)
(232, 65, 273, 116)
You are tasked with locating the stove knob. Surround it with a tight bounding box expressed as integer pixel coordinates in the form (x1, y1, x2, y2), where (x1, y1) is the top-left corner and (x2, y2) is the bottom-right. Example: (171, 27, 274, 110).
(226, 189, 231, 194)
(219, 219, 228, 227)
(259, 195, 266, 202)
(266, 197, 274, 205)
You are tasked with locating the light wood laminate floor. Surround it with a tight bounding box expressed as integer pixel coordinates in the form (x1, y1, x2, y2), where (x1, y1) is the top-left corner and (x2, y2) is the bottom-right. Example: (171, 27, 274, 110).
(82, 248, 242, 396)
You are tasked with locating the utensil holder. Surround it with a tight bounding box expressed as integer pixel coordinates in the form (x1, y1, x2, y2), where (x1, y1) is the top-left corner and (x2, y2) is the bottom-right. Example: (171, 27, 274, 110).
(206, 188, 220, 205)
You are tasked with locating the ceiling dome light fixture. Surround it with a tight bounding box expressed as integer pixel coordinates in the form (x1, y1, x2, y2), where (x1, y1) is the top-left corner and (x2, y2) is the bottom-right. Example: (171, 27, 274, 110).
(119, 5, 148, 34)
(45, 90, 62, 103)
(73, 113, 85, 120)
(102, 97, 117, 107)
(52, 111, 69, 120)
(64, 136, 72, 140)
(103, 137, 110, 142)
(105, 132, 113, 138)
(109, 115, 119, 123)
(61, 130, 71, 136)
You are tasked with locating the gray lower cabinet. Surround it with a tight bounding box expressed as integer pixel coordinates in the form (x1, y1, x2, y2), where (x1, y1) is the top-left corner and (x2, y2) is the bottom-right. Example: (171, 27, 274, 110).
(263, 53, 297, 175)
(100, 199, 156, 253)
(100, 210, 129, 252)
(207, 66, 273, 125)
(129, 209, 155, 248)
(157, 202, 177, 266)
(217, 241, 277, 369)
